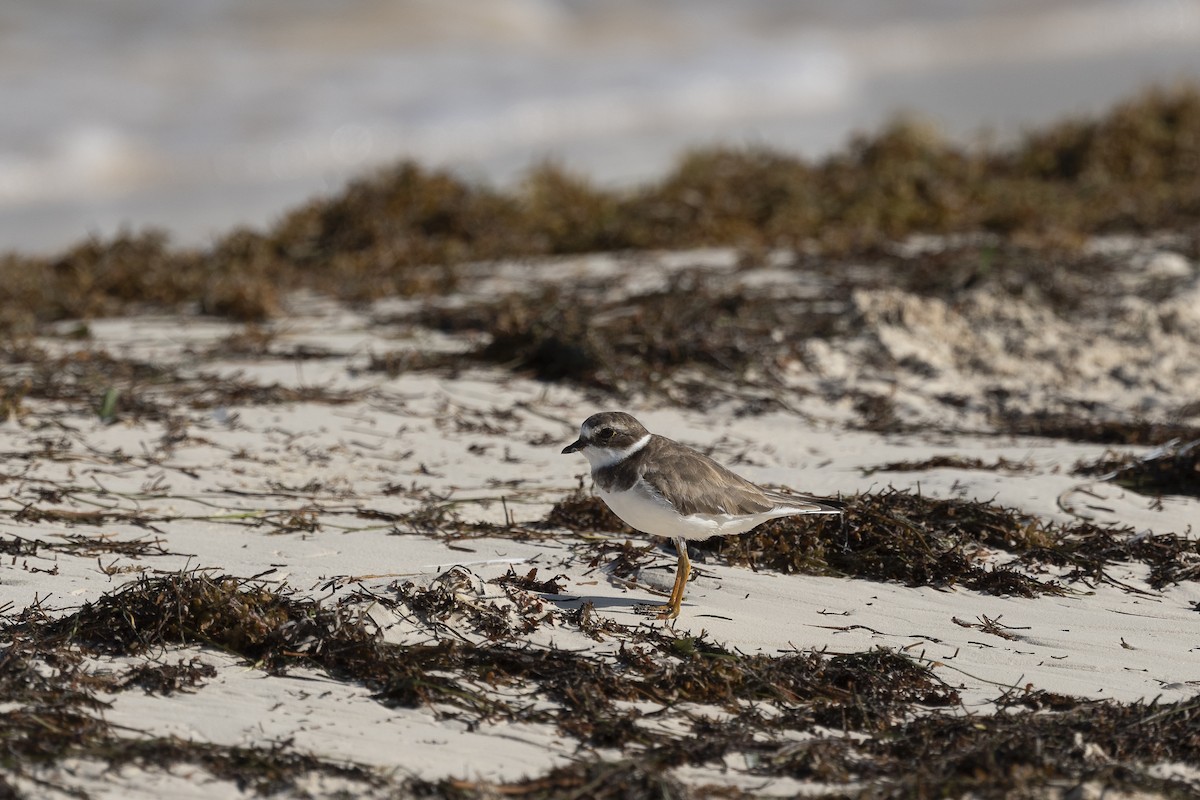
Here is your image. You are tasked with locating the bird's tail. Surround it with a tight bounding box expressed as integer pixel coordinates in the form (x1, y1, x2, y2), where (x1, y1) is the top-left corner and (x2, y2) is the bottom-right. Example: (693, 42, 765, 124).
(767, 490, 847, 515)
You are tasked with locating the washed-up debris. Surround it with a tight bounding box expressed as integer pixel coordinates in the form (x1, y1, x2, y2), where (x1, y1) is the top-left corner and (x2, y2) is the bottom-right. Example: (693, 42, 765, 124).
(1074, 438, 1200, 499)
(550, 487, 1198, 596)
(5, 86, 1200, 333)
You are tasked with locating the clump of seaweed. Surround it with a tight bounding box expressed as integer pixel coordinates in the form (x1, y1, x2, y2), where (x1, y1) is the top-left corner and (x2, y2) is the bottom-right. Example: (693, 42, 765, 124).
(431, 758, 688, 800)
(5, 85, 1200, 334)
(811, 649, 959, 730)
(996, 410, 1200, 446)
(7, 568, 1200, 797)
(490, 566, 567, 596)
(853, 696, 1200, 798)
(5, 572, 956, 739)
(389, 568, 523, 642)
(863, 454, 1034, 475)
(635, 643, 958, 733)
(1020, 523, 1200, 590)
(11, 574, 334, 666)
(423, 694, 1200, 799)
(0, 340, 365, 424)
(417, 275, 845, 397)
(380, 499, 533, 541)
(0, 626, 382, 795)
(691, 488, 1059, 597)
(542, 490, 633, 534)
(103, 739, 384, 797)
(1074, 439, 1200, 499)
(548, 487, 1198, 598)
(395, 234, 1193, 414)
(110, 657, 219, 695)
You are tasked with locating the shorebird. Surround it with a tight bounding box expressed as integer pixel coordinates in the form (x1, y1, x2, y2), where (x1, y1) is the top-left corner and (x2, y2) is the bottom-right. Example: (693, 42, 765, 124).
(562, 411, 844, 619)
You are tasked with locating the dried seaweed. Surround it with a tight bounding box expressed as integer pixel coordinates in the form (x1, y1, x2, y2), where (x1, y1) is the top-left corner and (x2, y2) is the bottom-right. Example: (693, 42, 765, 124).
(5, 569, 1200, 797)
(432, 759, 690, 800)
(490, 566, 567, 595)
(701, 489, 1059, 597)
(863, 454, 1034, 475)
(0, 635, 380, 797)
(997, 410, 1200, 446)
(853, 697, 1200, 799)
(0, 532, 172, 558)
(542, 488, 633, 534)
(110, 657, 219, 695)
(100, 738, 384, 797)
(366, 235, 1194, 416)
(551, 487, 1199, 597)
(7, 85, 1200, 333)
(426, 694, 1200, 799)
(4, 573, 956, 737)
(0, 341, 364, 423)
(1074, 439, 1200, 499)
(1021, 524, 1200, 590)
(416, 276, 845, 399)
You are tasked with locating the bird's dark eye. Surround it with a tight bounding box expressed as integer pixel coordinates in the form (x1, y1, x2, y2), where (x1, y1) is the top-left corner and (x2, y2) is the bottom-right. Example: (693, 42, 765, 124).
(598, 427, 615, 441)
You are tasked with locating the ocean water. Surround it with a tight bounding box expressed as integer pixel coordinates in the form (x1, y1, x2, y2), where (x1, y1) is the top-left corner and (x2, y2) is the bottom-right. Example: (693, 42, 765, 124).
(3, 0, 1200, 253)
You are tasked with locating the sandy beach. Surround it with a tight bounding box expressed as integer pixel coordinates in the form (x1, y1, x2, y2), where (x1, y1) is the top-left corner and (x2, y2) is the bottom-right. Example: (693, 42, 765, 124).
(1, 233, 1198, 798)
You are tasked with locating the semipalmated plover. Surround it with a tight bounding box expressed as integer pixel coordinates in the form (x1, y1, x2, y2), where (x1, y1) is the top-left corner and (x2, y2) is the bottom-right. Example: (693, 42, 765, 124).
(562, 411, 844, 619)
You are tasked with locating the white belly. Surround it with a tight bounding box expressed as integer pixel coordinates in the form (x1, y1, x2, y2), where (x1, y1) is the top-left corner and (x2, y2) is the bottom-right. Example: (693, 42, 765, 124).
(598, 481, 797, 541)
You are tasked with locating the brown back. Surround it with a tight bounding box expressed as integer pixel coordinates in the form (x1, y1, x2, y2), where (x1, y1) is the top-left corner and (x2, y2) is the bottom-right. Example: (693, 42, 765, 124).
(594, 435, 789, 516)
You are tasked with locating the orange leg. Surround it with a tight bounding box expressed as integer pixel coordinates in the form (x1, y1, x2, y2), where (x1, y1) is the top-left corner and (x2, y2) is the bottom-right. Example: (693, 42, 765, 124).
(647, 537, 691, 620)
